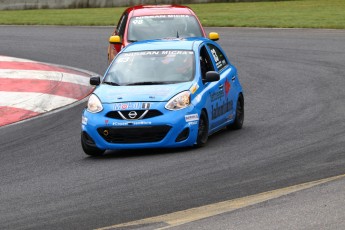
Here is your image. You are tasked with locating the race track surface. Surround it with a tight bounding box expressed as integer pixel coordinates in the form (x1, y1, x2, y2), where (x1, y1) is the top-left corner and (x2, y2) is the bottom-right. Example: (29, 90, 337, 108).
(0, 26, 344, 230)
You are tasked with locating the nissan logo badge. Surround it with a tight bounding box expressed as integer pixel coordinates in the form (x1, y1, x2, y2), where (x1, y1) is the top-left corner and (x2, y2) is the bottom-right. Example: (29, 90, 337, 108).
(128, 111, 137, 119)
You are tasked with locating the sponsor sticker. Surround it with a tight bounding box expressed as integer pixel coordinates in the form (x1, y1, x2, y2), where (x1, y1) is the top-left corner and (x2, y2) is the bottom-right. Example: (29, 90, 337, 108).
(142, 102, 151, 109)
(122, 50, 193, 57)
(188, 121, 198, 125)
(114, 102, 150, 110)
(133, 15, 190, 20)
(225, 79, 231, 95)
(190, 83, 199, 94)
(185, 113, 199, 122)
(211, 90, 224, 102)
(112, 121, 152, 126)
(195, 94, 202, 103)
(212, 99, 233, 120)
(82, 116, 88, 125)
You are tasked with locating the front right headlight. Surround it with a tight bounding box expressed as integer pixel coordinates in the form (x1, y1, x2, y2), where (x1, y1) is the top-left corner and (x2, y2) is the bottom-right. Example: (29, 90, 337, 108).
(165, 91, 191, 111)
(87, 94, 103, 113)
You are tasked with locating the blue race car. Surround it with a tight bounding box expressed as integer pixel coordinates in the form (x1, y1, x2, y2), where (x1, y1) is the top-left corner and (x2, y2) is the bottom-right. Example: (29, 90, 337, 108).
(81, 37, 244, 156)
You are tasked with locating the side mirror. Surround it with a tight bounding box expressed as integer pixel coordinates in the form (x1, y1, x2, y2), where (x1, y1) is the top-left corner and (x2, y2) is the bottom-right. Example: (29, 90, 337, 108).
(109, 35, 121, 44)
(208, 32, 220, 41)
(90, 76, 101, 86)
(204, 71, 220, 82)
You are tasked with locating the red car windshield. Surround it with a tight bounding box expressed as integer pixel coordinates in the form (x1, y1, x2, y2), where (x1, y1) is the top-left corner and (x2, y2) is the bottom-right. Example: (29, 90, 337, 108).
(127, 15, 203, 42)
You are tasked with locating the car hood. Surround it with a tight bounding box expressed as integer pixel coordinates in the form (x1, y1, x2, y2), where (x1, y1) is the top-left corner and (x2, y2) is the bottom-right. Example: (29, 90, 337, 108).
(94, 82, 193, 103)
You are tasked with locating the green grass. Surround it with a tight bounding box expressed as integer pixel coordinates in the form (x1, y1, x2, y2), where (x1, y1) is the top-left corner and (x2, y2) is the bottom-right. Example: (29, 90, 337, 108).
(0, 0, 344, 29)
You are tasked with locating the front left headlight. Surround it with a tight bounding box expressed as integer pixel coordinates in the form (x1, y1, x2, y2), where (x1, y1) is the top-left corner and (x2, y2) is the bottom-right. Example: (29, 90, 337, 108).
(165, 91, 191, 111)
(87, 94, 103, 113)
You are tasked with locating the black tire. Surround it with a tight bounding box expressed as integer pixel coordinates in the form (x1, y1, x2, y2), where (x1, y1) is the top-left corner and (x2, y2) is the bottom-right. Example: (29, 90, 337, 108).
(196, 110, 209, 147)
(81, 132, 105, 156)
(228, 94, 244, 130)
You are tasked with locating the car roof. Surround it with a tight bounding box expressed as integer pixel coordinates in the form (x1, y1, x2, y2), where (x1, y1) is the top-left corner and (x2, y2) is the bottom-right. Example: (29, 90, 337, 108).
(122, 37, 210, 53)
(125, 5, 195, 17)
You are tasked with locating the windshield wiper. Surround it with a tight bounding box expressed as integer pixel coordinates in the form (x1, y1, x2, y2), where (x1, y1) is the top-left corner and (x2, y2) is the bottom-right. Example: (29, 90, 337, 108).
(126, 81, 179, 86)
(103, 81, 120, 86)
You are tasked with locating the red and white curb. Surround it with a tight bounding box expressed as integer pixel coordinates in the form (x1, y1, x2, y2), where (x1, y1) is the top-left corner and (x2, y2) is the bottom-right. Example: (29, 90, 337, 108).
(0, 55, 95, 126)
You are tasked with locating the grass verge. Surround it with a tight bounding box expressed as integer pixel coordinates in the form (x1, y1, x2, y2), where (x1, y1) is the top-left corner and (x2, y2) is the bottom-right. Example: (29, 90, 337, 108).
(0, 0, 344, 29)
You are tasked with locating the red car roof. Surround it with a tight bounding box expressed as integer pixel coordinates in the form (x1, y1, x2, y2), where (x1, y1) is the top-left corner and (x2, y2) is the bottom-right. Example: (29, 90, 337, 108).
(125, 5, 195, 17)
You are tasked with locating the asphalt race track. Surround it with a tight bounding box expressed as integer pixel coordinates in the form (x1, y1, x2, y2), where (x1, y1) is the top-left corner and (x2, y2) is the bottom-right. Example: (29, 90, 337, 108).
(1, 26, 345, 230)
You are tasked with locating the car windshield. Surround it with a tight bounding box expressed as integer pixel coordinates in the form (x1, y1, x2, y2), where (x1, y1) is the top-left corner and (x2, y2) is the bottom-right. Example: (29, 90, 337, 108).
(127, 15, 203, 42)
(104, 50, 195, 85)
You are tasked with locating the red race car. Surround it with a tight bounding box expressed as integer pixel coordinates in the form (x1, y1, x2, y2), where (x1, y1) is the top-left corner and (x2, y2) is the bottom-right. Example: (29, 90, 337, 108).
(107, 5, 220, 63)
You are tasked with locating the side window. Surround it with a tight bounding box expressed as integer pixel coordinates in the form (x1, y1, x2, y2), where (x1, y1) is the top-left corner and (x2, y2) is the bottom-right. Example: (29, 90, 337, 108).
(200, 45, 214, 81)
(207, 44, 228, 71)
(116, 13, 128, 37)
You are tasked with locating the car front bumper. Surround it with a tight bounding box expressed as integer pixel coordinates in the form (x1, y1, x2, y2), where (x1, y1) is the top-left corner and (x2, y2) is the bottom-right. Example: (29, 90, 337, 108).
(81, 102, 200, 150)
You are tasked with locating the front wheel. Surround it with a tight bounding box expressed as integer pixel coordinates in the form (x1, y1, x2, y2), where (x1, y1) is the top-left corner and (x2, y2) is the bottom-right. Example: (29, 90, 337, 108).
(228, 94, 244, 130)
(195, 110, 209, 147)
(81, 132, 105, 156)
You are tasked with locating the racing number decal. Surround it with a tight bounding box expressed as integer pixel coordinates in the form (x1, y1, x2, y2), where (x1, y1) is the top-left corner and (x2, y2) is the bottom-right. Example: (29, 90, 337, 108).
(117, 57, 130, 63)
(132, 20, 143, 25)
(211, 48, 223, 70)
(211, 49, 219, 63)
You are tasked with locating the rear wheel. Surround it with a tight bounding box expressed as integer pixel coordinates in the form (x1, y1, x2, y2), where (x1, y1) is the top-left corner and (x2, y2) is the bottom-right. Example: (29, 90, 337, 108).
(81, 132, 105, 156)
(196, 110, 209, 147)
(228, 94, 244, 130)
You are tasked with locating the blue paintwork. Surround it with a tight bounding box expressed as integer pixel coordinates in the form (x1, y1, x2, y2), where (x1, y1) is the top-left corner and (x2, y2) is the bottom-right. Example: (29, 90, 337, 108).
(81, 38, 243, 150)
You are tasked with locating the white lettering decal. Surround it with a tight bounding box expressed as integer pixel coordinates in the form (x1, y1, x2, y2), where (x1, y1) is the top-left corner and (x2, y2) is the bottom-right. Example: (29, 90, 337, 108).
(113, 121, 152, 126)
(82, 116, 88, 125)
(114, 102, 142, 110)
(134, 15, 190, 20)
(185, 114, 199, 122)
(211, 49, 219, 63)
(132, 19, 143, 24)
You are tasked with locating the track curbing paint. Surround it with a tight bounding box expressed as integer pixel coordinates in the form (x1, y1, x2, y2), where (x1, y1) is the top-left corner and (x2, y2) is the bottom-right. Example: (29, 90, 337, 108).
(0, 55, 95, 126)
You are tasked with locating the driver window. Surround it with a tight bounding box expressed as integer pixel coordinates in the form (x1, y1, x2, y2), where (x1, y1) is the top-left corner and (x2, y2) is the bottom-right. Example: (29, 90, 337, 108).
(207, 44, 228, 71)
(116, 13, 128, 37)
(200, 45, 214, 81)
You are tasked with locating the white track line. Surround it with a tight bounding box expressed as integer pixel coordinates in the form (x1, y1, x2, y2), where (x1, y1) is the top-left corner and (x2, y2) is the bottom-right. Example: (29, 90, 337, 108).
(0, 69, 91, 86)
(0, 91, 77, 113)
(0, 56, 35, 62)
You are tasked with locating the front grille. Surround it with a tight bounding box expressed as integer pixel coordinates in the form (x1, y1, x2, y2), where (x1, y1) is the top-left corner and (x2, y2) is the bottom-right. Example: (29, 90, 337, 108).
(106, 110, 163, 120)
(97, 126, 171, 143)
